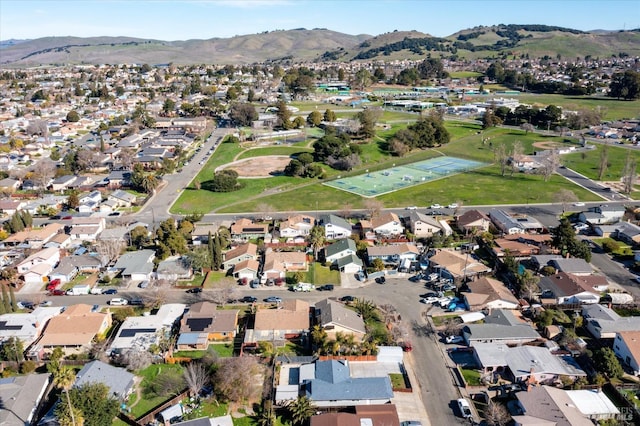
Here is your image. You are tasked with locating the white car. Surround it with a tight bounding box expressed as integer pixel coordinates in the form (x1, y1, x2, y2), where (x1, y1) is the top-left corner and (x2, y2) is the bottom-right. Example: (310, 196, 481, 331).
(430, 203, 442, 209)
(457, 398, 472, 419)
(448, 203, 458, 209)
(109, 298, 128, 306)
(445, 335, 464, 344)
(405, 206, 417, 210)
(420, 297, 439, 304)
(573, 202, 585, 207)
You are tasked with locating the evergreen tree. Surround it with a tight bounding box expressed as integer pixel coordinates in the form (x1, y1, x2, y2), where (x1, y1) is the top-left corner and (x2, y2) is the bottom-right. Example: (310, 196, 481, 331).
(20, 211, 33, 228)
(212, 233, 222, 270)
(1, 285, 11, 313)
(207, 231, 215, 269)
(9, 286, 16, 312)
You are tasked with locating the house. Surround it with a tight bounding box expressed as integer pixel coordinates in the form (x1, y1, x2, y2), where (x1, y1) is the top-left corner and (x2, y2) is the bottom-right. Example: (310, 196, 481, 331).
(538, 272, 603, 305)
(463, 277, 520, 311)
(262, 250, 308, 279)
(513, 385, 618, 425)
(406, 211, 444, 238)
(109, 304, 186, 355)
(614, 331, 640, 375)
(279, 214, 315, 238)
(222, 243, 258, 270)
(177, 302, 239, 349)
(366, 243, 419, 265)
(191, 222, 223, 245)
(462, 309, 541, 345)
(0, 373, 50, 425)
(0, 307, 62, 347)
(310, 405, 400, 426)
(17, 247, 60, 274)
(336, 254, 363, 274)
(505, 345, 586, 383)
(37, 304, 112, 353)
(298, 360, 393, 407)
(244, 299, 310, 347)
(488, 209, 545, 234)
(3, 223, 64, 249)
(69, 216, 106, 241)
(613, 221, 640, 247)
(74, 360, 135, 400)
(582, 304, 640, 339)
(230, 218, 269, 242)
(113, 249, 155, 281)
(0, 198, 25, 215)
(491, 237, 541, 259)
(456, 209, 492, 234)
(104, 170, 131, 188)
(427, 249, 491, 280)
(319, 214, 352, 240)
(315, 298, 366, 341)
(0, 177, 21, 193)
(49, 254, 103, 284)
(156, 256, 193, 281)
(232, 259, 260, 281)
(371, 212, 403, 237)
(530, 254, 563, 271)
(79, 190, 102, 205)
(108, 189, 137, 207)
(578, 205, 625, 225)
(548, 258, 592, 276)
(324, 239, 357, 263)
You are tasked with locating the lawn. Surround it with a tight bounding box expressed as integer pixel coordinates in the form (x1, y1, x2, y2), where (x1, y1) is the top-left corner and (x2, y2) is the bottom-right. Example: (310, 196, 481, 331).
(502, 94, 640, 121)
(460, 367, 482, 386)
(389, 373, 408, 389)
(294, 263, 341, 285)
(449, 71, 483, 79)
(130, 363, 185, 417)
(236, 146, 313, 160)
(209, 343, 234, 357)
(561, 143, 640, 182)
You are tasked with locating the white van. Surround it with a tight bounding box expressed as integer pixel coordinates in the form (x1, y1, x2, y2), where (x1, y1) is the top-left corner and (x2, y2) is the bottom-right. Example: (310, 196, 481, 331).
(109, 298, 128, 306)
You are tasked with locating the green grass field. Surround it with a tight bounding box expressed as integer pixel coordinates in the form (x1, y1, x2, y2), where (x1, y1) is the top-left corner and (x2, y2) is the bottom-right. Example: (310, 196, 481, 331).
(562, 143, 640, 182)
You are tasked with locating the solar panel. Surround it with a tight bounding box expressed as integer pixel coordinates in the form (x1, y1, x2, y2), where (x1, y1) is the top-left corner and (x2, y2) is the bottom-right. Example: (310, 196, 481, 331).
(119, 328, 156, 338)
(0, 321, 22, 331)
(186, 318, 213, 331)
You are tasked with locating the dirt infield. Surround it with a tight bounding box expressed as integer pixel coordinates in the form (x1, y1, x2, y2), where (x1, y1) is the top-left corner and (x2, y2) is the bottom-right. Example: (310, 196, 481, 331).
(217, 155, 291, 177)
(532, 141, 566, 150)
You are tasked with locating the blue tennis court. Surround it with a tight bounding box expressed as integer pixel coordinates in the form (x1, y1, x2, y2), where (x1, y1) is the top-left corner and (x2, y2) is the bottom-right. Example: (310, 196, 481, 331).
(324, 156, 486, 197)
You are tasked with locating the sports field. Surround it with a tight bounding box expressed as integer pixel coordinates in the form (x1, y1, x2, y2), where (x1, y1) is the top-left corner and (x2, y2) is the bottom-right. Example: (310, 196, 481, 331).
(324, 156, 487, 197)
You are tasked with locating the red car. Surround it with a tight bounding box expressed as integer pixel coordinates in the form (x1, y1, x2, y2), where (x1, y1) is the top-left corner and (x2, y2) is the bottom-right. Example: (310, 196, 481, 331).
(50, 289, 66, 296)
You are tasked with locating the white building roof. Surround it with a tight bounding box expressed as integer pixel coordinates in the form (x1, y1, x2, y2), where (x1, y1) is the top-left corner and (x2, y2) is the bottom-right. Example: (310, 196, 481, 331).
(566, 390, 620, 417)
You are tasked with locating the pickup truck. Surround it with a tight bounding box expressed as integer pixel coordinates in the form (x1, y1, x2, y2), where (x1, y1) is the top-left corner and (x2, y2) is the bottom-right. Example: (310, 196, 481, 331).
(294, 283, 314, 292)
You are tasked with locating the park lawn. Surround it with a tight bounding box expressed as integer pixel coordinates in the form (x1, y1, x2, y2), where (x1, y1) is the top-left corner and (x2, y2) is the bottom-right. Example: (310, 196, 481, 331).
(449, 71, 483, 79)
(561, 143, 640, 182)
(508, 94, 640, 121)
(236, 146, 314, 160)
(378, 110, 421, 122)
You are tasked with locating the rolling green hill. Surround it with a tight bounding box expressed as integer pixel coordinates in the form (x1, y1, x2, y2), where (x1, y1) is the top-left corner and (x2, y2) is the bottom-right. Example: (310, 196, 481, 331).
(1, 25, 638, 66)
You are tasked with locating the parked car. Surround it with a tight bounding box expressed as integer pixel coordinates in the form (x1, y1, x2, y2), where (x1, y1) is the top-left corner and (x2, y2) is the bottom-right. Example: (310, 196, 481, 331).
(264, 296, 282, 303)
(340, 295, 356, 303)
(448, 203, 458, 209)
(405, 206, 417, 210)
(40, 300, 53, 307)
(457, 398, 472, 419)
(109, 298, 128, 306)
(90, 287, 103, 295)
(573, 202, 585, 206)
(430, 203, 442, 209)
(103, 288, 118, 295)
(17, 301, 34, 310)
(129, 298, 144, 306)
(50, 289, 66, 296)
(318, 284, 334, 291)
(420, 297, 439, 304)
(240, 296, 257, 303)
(375, 276, 386, 284)
(445, 335, 464, 344)
(186, 287, 202, 293)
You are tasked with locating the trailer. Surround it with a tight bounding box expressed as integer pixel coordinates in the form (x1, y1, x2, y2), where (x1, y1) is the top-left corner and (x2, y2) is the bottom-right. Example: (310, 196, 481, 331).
(67, 284, 91, 296)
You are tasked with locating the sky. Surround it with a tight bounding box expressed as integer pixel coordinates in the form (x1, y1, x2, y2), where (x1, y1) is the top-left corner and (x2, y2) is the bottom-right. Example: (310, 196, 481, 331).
(1, 0, 639, 41)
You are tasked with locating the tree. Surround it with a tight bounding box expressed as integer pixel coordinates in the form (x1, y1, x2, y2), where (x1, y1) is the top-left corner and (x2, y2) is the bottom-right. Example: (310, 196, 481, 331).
(183, 362, 209, 397)
(214, 356, 260, 403)
(66, 110, 80, 122)
(364, 198, 384, 218)
(553, 189, 578, 213)
(609, 70, 640, 100)
(598, 144, 609, 181)
(162, 98, 176, 115)
(593, 347, 623, 379)
(275, 100, 292, 129)
(229, 102, 258, 126)
(209, 170, 243, 192)
(622, 151, 637, 194)
(356, 108, 382, 139)
(119, 349, 152, 371)
(493, 144, 509, 177)
(540, 150, 560, 182)
(31, 160, 56, 194)
(417, 58, 447, 79)
(353, 69, 372, 89)
(482, 109, 503, 129)
(520, 123, 535, 134)
(307, 110, 322, 127)
(354, 298, 378, 322)
(140, 174, 159, 194)
(0, 336, 23, 361)
(53, 366, 78, 426)
(309, 226, 325, 259)
(184, 247, 211, 274)
(518, 269, 539, 300)
(287, 396, 317, 426)
(323, 108, 337, 122)
(485, 401, 511, 426)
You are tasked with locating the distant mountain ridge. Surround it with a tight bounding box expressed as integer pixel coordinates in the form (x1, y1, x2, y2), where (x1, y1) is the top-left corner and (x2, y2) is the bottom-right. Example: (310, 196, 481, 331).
(0, 25, 638, 67)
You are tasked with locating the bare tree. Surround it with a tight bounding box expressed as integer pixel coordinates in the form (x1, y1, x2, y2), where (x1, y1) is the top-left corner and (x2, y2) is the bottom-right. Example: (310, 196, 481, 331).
(338, 203, 353, 221)
(95, 237, 126, 265)
(30, 160, 56, 193)
(26, 119, 49, 143)
(214, 356, 260, 403)
(364, 199, 384, 219)
(492, 144, 509, 176)
(622, 151, 637, 194)
(142, 278, 174, 308)
(183, 362, 209, 397)
(520, 123, 535, 134)
(485, 401, 511, 426)
(119, 349, 152, 371)
(119, 148, 136, 170)
(553, 189, 578, 213)
(204, 277, 238, 306)
(540, 150, 560, 182)
(77, 148, 102, 171)
(598, 144, 609, 181)
(510, 141, 524, 176)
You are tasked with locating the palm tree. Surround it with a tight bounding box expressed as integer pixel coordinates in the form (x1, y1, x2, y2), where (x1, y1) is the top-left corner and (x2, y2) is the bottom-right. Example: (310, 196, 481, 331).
(140, 174, 159, 194)
(287, 396, 317, 426)
(310, 325, 328, 355)
(308, 226, 325, 260)
(53, 366, 77, 426)
(354, 298, 377, 323)
(256, 401, 275, 426)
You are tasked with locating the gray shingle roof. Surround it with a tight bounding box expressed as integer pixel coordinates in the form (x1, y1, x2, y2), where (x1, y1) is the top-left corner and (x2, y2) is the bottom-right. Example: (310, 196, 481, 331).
(315, 299, 366, 335)
(74, 360, 135, 399)
(325, 238, 356, 258)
